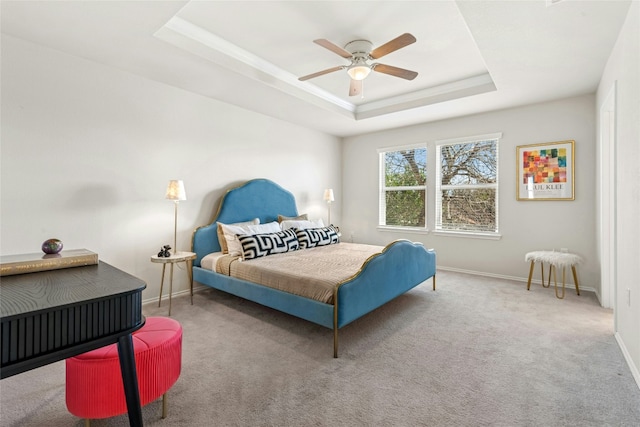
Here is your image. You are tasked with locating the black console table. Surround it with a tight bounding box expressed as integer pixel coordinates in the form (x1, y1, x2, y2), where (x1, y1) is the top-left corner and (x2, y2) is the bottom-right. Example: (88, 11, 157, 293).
(1, 261, 147, 426)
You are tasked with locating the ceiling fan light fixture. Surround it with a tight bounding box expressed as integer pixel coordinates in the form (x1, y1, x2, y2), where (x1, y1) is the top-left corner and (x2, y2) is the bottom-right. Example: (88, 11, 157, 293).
(347, 64, 371, 81)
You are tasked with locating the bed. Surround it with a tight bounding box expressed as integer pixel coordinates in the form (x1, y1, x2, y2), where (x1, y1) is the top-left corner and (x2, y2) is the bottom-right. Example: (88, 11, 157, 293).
(191, 179, 436, 357)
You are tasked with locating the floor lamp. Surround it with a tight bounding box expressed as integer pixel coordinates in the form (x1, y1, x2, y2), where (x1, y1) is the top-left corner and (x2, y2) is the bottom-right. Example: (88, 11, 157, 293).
(323, 188, 334, 225)
(166, 180, 186, 255)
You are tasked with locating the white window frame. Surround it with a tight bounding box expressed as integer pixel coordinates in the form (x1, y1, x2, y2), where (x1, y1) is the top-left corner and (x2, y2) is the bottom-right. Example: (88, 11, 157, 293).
(377, 143, 428, 231)
(434, 133, 501, 238)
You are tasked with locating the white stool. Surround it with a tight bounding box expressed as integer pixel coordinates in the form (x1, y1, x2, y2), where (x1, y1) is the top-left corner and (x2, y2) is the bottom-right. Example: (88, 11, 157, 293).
(525, 251, 582, 299)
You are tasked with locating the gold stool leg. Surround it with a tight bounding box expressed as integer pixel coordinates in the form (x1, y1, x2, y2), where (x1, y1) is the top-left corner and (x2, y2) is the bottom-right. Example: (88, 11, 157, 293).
(85, 419, 91, 427)
(527, 261, 535, 290)
(543, 263, 550, 288)
(162, 392, 168, 419)
(554, 265, 565, 299)
(571, 265, 580, 296)
(433, 275, 436, 291)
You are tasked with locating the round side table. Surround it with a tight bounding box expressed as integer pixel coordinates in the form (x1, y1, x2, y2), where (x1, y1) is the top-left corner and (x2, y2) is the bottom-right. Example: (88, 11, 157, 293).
(150, 251, 196, 315)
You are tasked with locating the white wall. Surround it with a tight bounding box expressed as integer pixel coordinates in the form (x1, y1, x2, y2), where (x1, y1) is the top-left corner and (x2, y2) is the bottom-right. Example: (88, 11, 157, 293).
(0, 35, 341, 302)
(597, 0, 640, 387)
(342, 95, 597, 289)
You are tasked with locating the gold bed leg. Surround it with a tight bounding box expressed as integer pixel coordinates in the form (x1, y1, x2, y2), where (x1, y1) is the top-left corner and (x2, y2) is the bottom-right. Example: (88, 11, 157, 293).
(162, 392, 167, 419)
(432, 275, 436, 291)
(333, 289, 339, 358)
(526, 261, 535, 290)
(571, 265, 580, 296)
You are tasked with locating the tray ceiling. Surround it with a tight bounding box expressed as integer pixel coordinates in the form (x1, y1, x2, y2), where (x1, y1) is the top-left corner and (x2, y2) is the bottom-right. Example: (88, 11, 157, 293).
(0, 1, 632, 136)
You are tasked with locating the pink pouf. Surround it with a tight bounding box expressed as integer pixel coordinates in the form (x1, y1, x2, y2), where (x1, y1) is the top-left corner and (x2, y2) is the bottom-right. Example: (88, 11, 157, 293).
(65, 316, 182, 425)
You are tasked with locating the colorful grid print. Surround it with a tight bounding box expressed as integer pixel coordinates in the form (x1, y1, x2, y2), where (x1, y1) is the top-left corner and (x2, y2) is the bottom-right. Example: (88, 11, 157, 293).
(522, 148, 567, 184)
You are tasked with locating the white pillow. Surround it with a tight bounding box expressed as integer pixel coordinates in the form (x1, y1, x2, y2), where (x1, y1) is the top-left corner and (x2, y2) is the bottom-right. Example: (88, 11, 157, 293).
(280, 219, 325, 230)
(217, 218, 259, 255)
(246, 221, 281, 235)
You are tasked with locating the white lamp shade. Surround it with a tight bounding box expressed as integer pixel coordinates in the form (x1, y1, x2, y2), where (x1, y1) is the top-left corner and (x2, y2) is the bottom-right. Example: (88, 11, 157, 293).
(323, 188, 335, 202)
(347, 65, 371, 81)
(166, 180, 186, 201)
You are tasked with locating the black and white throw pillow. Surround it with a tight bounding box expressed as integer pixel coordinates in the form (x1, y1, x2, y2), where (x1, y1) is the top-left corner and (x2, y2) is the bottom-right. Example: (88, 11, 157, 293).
(238, 228, 299, 260)
(295, 225, 340, 249)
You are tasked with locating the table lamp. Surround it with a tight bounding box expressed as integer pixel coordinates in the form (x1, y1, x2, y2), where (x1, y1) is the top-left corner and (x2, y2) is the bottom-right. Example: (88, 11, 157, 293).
(165, 180, 186, 255)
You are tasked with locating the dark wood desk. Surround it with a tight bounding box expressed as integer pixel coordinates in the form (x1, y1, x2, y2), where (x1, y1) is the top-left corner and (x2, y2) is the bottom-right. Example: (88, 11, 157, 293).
(1, 261, 147, 426)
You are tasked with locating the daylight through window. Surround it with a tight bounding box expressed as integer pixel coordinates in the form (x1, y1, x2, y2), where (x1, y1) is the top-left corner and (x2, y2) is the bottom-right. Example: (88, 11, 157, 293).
(435, 133, 500, 234)
(379, 145, 427, 228)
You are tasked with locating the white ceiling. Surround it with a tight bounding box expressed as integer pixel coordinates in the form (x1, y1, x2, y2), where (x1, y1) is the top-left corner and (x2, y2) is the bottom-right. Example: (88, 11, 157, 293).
(0, 1, 631, 137)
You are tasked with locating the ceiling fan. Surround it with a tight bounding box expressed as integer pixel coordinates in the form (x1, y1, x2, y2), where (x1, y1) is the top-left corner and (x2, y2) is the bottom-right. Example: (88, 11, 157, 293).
(298, 33, 418, 97)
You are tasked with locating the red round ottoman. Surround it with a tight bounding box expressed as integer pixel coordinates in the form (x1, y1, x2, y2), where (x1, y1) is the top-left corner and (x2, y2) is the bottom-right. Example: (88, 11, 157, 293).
(65, 317, 182, 426)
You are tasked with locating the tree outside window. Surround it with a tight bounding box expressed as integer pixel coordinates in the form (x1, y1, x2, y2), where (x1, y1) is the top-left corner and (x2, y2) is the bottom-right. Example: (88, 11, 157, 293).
(436, 136, 499, 233)
(379, 146, 427, 227)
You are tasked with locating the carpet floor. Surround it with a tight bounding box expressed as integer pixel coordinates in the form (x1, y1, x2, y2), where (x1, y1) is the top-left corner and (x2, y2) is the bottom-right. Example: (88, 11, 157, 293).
(1, 270, 639, 426)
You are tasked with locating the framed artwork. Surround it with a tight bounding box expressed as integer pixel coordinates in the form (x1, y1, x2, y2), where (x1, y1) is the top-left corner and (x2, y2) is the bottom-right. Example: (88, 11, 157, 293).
(516, 140, 574, 201)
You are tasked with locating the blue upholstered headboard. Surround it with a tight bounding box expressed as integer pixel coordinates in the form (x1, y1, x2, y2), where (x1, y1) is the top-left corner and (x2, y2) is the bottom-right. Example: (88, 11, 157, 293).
(191, 179, 299, 267)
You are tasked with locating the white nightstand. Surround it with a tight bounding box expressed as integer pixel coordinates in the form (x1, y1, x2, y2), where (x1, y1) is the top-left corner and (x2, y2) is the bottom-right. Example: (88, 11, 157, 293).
(150, 251, 196, 315)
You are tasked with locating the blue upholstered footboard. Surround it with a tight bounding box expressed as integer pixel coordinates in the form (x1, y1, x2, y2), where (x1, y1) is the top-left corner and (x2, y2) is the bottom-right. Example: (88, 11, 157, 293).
(191, 179, 436, 357)
(336, 240, 436, 329)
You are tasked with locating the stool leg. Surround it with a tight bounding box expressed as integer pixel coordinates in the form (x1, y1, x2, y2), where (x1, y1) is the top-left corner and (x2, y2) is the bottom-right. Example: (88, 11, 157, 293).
(84, 419, 91, 427)
(572, 265, 580, 295)
(527, 261, 535, 290)
(162, 392, 168, 419)
(543, 263, 551, 288)
(554, 265, 565, 299)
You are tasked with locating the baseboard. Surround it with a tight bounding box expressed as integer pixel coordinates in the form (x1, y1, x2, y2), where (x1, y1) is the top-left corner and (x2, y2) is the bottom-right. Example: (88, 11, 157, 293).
(142, 286, 207, 306)
(615, 332, 640, 391)
(436, 265, 596, 293)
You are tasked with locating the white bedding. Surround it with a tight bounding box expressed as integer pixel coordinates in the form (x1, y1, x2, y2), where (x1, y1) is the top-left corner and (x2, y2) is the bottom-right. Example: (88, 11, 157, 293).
(201, 252, 226, 271)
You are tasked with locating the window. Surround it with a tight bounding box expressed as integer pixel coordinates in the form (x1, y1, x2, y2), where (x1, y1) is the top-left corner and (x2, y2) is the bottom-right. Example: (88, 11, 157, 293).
(378, 145, 427, 228)
(435, 133, 500, 234)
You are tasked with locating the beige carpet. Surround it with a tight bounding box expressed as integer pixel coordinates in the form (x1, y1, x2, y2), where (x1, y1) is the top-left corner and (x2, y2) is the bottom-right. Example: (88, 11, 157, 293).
(1, 270, 639, 426)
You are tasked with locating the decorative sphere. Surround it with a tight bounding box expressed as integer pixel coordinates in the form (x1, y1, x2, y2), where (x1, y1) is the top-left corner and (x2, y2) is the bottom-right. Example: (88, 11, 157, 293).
(42, 238, 63, 254)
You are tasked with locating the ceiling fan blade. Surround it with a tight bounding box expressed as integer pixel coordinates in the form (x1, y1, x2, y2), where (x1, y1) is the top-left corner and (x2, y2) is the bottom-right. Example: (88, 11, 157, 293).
(349, 79, 362, 97)
(369, 33, 417, 59)
(313, 39, 352, 59)
(372, 63, 418, 80)
(298, 66, 344, 81)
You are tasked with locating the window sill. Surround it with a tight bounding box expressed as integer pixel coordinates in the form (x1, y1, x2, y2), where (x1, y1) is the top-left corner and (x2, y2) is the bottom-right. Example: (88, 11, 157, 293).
(432, 230, 502, 240)
(377, 226, 429, 234)
(377, 226, 501, 240)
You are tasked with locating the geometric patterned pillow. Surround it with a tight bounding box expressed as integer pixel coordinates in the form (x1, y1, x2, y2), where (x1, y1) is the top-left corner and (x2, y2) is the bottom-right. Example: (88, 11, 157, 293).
(295, 225, 340, 249)
(238, 228, 300, 260)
